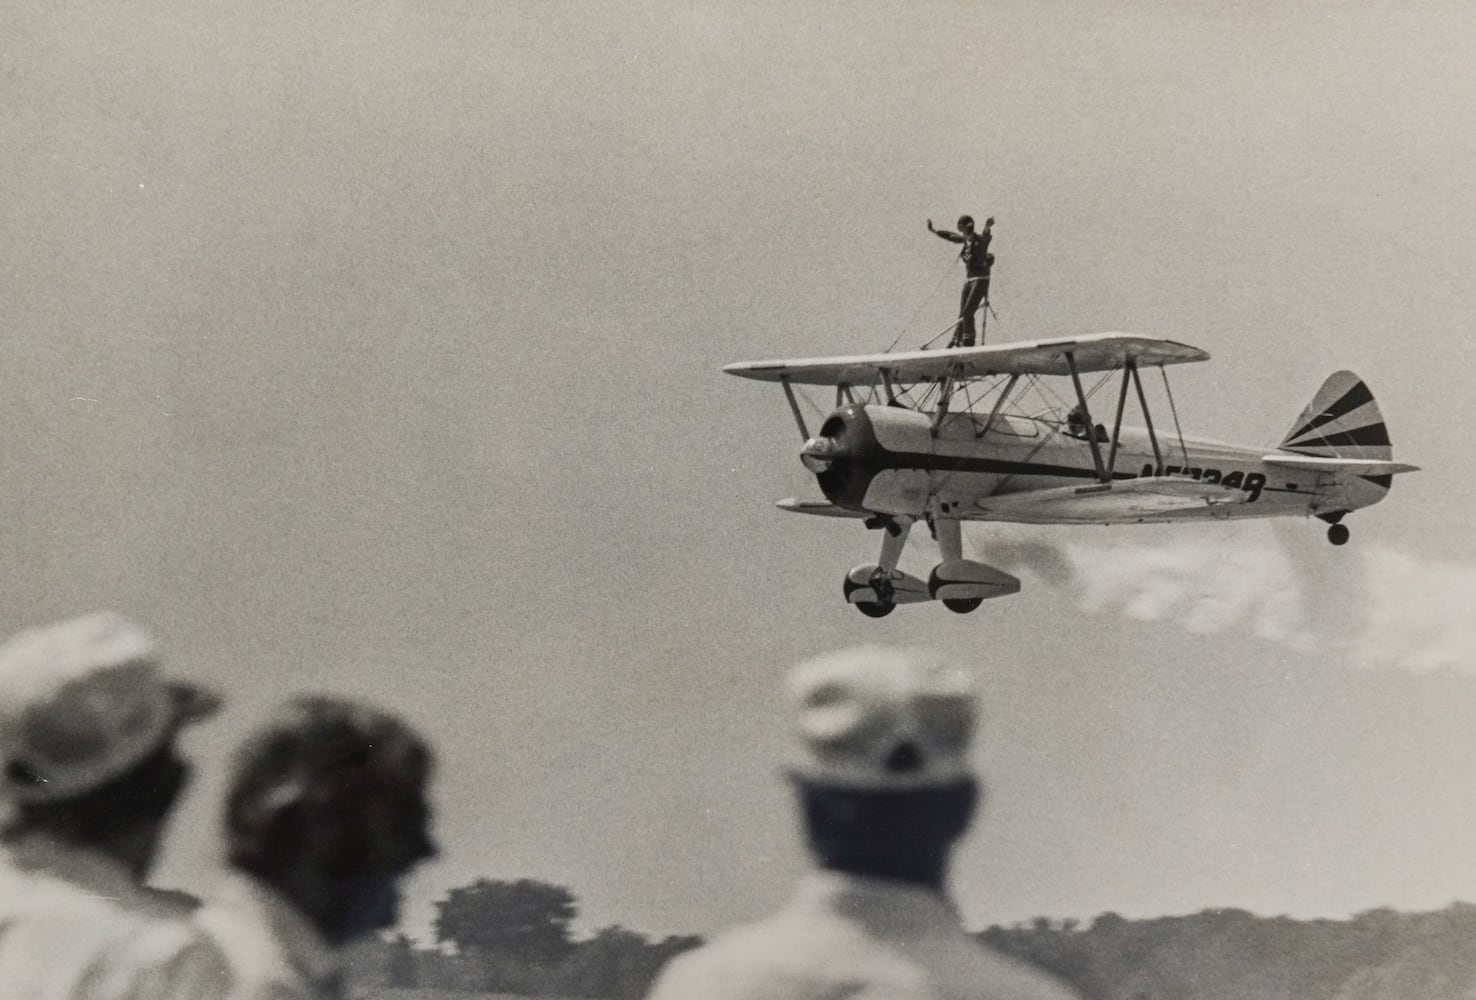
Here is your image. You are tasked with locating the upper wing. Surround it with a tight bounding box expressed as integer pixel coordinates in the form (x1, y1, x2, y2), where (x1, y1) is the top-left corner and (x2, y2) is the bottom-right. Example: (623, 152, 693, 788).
(972, 476, 1247, 523)
(723, 333, 1210, 386)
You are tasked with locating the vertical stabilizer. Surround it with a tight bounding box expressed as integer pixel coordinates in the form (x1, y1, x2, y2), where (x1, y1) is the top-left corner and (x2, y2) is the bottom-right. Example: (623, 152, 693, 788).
(1280, 371, 1393, 461)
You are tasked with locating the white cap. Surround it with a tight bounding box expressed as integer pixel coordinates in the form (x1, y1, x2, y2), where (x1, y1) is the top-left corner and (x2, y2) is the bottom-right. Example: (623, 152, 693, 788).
(0, 611, 218, 802)
(787, 646, 977, 791)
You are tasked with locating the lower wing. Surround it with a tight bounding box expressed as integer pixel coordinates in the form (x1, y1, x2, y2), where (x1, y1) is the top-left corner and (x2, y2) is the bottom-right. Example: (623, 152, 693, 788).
(973, 476, 1247, 523)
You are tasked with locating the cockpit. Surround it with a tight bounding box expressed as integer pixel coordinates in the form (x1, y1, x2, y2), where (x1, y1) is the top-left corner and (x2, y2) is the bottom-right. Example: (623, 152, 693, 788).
(1064, 405, 1108, 443)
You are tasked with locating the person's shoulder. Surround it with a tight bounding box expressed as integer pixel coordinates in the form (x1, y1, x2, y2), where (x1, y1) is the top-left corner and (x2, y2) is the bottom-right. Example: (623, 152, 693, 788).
(84, 916, 235, 1000)
(194, 894, 300, 997)
(643, 914, 802, 999)
(1, 860, 142, 936)
(646, 938, 758, 1000)
(645, 908, 901, 1000)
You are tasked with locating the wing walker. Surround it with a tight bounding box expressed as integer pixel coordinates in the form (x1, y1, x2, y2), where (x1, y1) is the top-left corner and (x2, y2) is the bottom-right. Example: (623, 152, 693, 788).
(726, 333, 1418, 617)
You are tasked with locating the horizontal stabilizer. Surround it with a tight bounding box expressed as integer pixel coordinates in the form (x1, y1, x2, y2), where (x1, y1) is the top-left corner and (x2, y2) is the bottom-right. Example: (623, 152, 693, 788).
(775, 497, 867, 518)
(974, 476, 1246, 523)
(1261, 454, 1420, 476)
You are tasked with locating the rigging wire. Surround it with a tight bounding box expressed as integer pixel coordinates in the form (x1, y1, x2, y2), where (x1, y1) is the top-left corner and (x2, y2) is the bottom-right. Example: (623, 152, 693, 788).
(1159, 365, 1190, 465)
(884, 258, 957, 353)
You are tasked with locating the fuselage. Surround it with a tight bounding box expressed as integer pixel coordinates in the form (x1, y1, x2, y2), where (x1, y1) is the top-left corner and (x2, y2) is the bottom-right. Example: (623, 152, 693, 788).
(806, 404, 1388, 524)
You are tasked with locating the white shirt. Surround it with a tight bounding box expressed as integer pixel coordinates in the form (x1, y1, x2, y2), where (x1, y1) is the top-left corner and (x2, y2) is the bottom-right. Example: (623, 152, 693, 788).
(194, 871, 343, 1000)
(646, 870, 1084, 1000)
(0, 833, 231, 1000)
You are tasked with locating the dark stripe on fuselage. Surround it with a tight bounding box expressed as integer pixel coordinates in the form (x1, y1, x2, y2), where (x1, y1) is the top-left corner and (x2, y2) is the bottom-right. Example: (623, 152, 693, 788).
(871, 450, 1134, 482)
(1286, 381, 1374, 442)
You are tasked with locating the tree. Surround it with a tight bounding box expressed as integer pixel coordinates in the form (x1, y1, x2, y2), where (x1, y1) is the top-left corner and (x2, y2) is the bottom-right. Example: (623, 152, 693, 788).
(434, 878, 579, 966)
(564, 926, 706, 1000)
(385, 933, 418, 988)
(566, 925, 650, 998)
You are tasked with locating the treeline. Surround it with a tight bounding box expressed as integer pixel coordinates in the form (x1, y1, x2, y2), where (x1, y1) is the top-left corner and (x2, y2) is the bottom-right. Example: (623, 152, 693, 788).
(342, 878, 1476, 1000)
(346, 879, 701, 999)
(980, 903, 1476, 1000)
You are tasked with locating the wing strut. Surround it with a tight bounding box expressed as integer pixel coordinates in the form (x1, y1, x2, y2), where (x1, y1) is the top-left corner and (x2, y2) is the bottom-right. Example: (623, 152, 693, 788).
(975, 373, 1020, 439)
(780, 376, 811, 441)
(1129, 362, 1164, 471)
(1065, 351, 1108, 483)
(1105, 362, 1134, 473)
(930, 365, 959, 437)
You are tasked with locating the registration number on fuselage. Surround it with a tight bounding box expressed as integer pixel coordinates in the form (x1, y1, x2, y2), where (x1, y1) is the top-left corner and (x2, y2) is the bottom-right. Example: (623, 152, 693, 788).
(1139, 464, 1266, 502)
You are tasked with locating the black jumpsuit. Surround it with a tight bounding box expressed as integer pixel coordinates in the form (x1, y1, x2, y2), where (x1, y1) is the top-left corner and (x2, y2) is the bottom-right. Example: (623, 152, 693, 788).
(952, 229, 992, 347)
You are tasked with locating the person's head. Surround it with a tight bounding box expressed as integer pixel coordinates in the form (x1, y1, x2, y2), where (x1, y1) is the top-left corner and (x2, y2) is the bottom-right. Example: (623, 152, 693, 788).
(957, 215, 975, 233)
(0, 611, 218, 875)
(785, 646, 979, 888)
(223, 695, 437, 945)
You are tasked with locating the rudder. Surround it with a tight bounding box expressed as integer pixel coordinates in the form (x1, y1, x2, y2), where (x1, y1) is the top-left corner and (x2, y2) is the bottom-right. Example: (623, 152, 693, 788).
(1280, 371, 1393, 461)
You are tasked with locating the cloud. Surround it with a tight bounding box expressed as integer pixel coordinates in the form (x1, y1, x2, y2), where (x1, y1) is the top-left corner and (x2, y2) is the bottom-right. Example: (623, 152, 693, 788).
(943, 522, 1476, 674)
(1354, 546, 1476, 673)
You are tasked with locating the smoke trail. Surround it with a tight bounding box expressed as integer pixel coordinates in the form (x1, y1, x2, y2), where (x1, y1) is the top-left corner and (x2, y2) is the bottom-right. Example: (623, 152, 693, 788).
(945, 522, 1476, 674)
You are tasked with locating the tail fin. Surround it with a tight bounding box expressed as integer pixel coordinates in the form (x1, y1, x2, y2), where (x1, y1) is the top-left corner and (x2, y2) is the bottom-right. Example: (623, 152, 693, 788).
(1280, 371, 1393, 461)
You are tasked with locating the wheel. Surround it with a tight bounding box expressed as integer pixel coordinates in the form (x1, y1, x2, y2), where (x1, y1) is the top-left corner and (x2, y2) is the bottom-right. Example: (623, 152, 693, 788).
(855, 601, 896, 618)
(942, 597, 984, 614)
(1327, 523, 1350, 546)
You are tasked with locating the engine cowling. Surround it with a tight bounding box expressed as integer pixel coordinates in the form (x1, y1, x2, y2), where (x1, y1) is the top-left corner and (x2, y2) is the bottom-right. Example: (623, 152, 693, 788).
(798, 405, 883, 511)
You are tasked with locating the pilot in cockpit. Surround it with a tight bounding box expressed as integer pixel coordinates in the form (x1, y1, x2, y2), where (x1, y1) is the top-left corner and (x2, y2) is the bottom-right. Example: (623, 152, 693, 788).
(1065, 405, 1108, 443)
(1066, 405, 1087, 438)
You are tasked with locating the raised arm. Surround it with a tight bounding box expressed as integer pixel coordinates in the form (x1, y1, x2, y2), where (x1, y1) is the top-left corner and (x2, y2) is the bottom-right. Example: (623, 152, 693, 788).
(926, 219, 963, 244)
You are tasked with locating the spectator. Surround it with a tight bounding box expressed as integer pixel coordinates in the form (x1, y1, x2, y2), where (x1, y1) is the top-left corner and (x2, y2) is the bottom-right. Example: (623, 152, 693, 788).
(647, 645, 1083, 1000)
(0, 610, 228, 999)
(196, 695, 437, 1000)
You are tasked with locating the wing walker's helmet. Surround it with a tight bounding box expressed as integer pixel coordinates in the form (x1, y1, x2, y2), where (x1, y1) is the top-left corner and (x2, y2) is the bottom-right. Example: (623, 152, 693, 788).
(957, 215, 974, 230)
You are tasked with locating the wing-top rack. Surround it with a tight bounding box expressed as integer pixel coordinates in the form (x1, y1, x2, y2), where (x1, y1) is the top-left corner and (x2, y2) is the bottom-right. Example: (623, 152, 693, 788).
(722, 332, 1209, 386)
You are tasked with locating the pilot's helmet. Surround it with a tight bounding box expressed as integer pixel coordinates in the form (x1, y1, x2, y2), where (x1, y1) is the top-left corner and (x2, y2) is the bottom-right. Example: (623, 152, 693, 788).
(957, 215, 974, 231)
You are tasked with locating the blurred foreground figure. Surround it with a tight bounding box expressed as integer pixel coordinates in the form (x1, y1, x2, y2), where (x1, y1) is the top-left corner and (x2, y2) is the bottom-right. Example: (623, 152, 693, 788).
(647, 646, 1082, 1000)
(0, 611, 228, 1000)
(197, 695, 438, 1000)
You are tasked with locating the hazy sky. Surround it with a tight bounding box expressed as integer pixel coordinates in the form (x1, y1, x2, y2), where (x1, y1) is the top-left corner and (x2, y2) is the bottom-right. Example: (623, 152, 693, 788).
(3, 1, 1476, 941)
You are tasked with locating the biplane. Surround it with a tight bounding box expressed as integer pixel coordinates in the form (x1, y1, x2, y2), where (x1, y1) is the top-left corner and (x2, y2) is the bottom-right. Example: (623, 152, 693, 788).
(725, 333, 1418, 617)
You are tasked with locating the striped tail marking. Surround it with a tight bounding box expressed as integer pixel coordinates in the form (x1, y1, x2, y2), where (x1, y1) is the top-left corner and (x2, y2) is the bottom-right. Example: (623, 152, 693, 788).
(1280, 371, 1392, 463)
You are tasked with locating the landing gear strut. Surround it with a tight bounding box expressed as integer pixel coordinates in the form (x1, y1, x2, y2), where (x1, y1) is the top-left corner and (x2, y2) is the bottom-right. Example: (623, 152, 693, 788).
(845, 516, 914, 618)
(931, 518, 984, 614)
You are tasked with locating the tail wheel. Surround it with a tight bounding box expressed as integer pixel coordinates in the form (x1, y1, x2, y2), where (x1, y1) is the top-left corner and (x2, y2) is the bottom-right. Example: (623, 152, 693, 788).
(855, 601, 896, 618)
(1327, 523, 1350, 546)
(942, 597, 984, 614)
